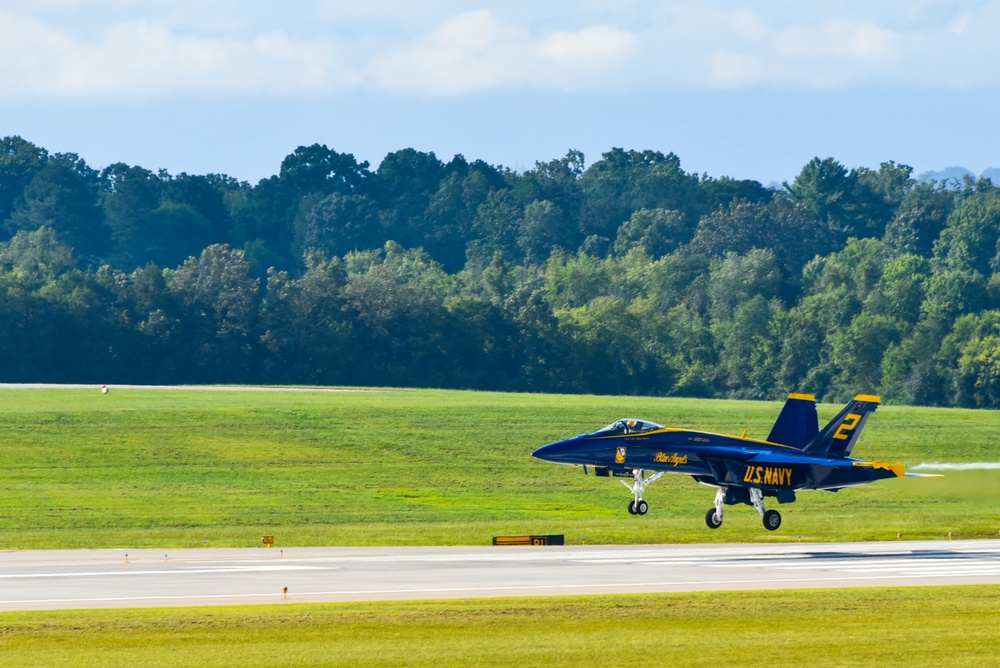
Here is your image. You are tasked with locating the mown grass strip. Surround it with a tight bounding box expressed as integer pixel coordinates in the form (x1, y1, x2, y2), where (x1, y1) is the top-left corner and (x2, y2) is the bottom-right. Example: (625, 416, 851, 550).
(2, 387, 1000, 548)
(1, 586, 997, 667)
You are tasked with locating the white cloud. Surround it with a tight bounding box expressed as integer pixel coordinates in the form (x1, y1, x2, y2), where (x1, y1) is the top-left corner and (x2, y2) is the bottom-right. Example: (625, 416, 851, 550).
(2, 2, 1000, 100)
(364, 11, 637, 95)
(538, 25, 637, 64)
(0, 9, 353, 98)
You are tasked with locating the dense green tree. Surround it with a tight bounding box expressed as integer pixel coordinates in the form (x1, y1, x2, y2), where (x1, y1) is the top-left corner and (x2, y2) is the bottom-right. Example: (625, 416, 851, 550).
(714, 295, 782, 398)
(169, 244, 261, 380)
(613, 208, 687, 259)
(514, 151, 584, 247)
(0, 226, 76, 285)
(699, 175, 774, 212)
(519, 200, 570, 265)
(444, 296, 520, 390)
(881, 182, 954, 259)
(932, 186, 1000, 276)
(784, 157, 857, 239)
(662, 303, 717, 397)
(830, 312, 906, 395)
(468, 189, 523, 265)
(880, 327, 946, 406)
(707, 249, 784, 321)
(299, 193, 382, 259)
(6, 153, 108, 261)
(260, 253, 352, 383)
(850, 161, 914, 238)
(342, 243, 454, 387)
(920, 268, 988, 326)
(954, 336, 1000, 408)
(423, 162, 503, 271)
(374, 148, 446, 250)
(543, 250, 613, 310)
(232, 144, 371, 270)
(775, 288, 857, 398)
(101, 163, 163, 266)
(16, 139, 1000, 406)
(863, 254, 930, 325)
(688, 197, 830, 276)
(802, 237, 884, 304)
(556, 295, 654, 395)
(580, 149, 700, 240)
(0, 136, 48, 232)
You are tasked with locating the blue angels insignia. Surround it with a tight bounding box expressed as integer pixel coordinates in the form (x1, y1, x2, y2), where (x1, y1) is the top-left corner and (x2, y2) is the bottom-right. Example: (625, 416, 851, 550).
(533, 394, 933, 531)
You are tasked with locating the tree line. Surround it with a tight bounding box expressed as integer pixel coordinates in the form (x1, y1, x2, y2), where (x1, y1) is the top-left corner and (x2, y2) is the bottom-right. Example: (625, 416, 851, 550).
(3, 135, 1000, 406)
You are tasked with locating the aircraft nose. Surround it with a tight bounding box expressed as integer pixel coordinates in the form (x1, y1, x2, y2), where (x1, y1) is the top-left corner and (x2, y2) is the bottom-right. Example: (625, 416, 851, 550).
(532, 438, 579, 463)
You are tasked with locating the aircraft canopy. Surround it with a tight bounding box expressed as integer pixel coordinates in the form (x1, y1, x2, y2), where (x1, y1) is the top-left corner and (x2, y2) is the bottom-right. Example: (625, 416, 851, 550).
(597, 419, 664, 435)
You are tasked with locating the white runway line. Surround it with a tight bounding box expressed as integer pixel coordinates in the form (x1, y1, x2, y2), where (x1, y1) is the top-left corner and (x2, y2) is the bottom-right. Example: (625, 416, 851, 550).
(0, 565, 329, 579)
(4, 572, 998, 608)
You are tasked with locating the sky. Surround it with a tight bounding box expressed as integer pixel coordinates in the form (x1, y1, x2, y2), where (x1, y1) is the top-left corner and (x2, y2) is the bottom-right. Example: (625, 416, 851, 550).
(2, 1, 999, 185)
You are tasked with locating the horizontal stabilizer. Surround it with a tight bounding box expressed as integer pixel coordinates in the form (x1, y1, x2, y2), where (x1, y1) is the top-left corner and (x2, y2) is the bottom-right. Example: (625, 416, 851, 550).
(767, 393, 818, 449)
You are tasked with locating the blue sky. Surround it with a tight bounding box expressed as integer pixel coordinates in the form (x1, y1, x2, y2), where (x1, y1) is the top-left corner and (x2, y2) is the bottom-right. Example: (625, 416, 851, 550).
(2, 1, 999, 184)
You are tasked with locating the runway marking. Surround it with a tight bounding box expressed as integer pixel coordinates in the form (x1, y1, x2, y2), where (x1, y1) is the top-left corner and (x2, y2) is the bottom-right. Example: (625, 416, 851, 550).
(571, 550, 1000, 580)
(0, 565, 328, 579)
(3, 571, 999, 607)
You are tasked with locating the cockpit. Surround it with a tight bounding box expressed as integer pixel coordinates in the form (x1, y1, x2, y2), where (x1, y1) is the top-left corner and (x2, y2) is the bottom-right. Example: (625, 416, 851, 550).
(595, 418, 665, 435)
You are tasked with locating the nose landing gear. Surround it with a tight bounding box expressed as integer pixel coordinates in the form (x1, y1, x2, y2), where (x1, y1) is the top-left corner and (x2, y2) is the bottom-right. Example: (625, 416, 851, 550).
(622, 469, 663, 516)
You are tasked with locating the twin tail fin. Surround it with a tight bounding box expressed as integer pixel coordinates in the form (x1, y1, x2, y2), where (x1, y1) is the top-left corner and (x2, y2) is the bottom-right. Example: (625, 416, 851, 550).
(768, 393, 881, 459)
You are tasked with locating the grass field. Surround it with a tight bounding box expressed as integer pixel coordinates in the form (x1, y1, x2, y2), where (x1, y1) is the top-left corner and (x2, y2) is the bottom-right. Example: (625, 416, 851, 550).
(1, 386, 999, 548)
(1, 586, 998, 666)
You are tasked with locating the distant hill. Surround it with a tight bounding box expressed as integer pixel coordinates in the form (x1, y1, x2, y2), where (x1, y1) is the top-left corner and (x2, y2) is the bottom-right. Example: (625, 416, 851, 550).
(981, 168, 1000, 183)
(918, 166, 1000, 184)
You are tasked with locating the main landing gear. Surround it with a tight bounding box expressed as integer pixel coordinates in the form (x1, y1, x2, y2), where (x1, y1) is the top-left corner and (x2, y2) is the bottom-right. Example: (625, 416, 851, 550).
(705, 487, 725, 529)
(750, 487, 782, 531)
(622, 469, 664, 516)
(704, 486, 781, 531)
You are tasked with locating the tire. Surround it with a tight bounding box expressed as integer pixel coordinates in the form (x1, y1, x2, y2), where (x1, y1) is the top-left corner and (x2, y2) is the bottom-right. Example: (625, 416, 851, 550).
(636, 500, 648, 515)
(763, 509, 782, 531)
(627, 501, 638, 515)
(705, 508, 722, 529)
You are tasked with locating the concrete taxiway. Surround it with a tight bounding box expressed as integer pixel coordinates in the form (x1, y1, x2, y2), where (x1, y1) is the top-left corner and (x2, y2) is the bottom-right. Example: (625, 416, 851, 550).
(2, 539, 1000, 611)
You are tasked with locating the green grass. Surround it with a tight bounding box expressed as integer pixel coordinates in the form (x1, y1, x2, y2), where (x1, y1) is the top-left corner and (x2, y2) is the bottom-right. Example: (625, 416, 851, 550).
(1, 387, 1000, 548)
(1, 586, 998, 666)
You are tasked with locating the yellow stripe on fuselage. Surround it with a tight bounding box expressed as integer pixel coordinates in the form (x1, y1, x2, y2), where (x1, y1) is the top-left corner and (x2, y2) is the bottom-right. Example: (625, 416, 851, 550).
(787, 393, 816, 401)
(595, 428, 800, 450)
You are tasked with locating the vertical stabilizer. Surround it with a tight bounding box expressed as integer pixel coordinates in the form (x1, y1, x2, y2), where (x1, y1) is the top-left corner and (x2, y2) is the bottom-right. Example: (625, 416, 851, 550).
(803, 395, 881, 458)
(767, 393, 819, 449)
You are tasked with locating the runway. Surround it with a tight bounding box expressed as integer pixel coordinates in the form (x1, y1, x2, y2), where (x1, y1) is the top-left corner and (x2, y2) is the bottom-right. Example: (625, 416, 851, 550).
(2, 539, 1000, 611)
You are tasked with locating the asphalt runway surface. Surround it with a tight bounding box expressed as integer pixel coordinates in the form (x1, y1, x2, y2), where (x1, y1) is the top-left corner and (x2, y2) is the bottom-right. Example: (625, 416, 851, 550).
(2, 540, 1000, 611)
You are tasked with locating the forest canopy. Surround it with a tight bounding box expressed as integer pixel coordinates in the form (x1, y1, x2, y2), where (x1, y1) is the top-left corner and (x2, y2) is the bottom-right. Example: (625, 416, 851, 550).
(2, 135, 999, 407)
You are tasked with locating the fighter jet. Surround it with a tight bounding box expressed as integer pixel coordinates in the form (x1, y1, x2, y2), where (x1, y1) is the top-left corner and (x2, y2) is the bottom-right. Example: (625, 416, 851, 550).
(532, 394, 931, 531)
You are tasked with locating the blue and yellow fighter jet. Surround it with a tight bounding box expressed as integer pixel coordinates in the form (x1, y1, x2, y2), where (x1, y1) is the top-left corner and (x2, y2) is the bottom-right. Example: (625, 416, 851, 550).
(533, 394, 924, 531)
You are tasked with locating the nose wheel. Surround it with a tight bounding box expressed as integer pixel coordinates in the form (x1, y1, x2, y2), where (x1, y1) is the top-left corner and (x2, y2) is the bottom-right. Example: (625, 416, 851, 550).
(622, 470, 663, 516)
(628, 500, 649, 515)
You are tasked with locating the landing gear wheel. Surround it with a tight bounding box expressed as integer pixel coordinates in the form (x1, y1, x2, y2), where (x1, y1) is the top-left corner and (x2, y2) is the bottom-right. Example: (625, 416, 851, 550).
(627, 501, 638, 515)
(636, 500, 648, 515)
(763, 509, 782, 531)
(705, 508, 722, 529)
